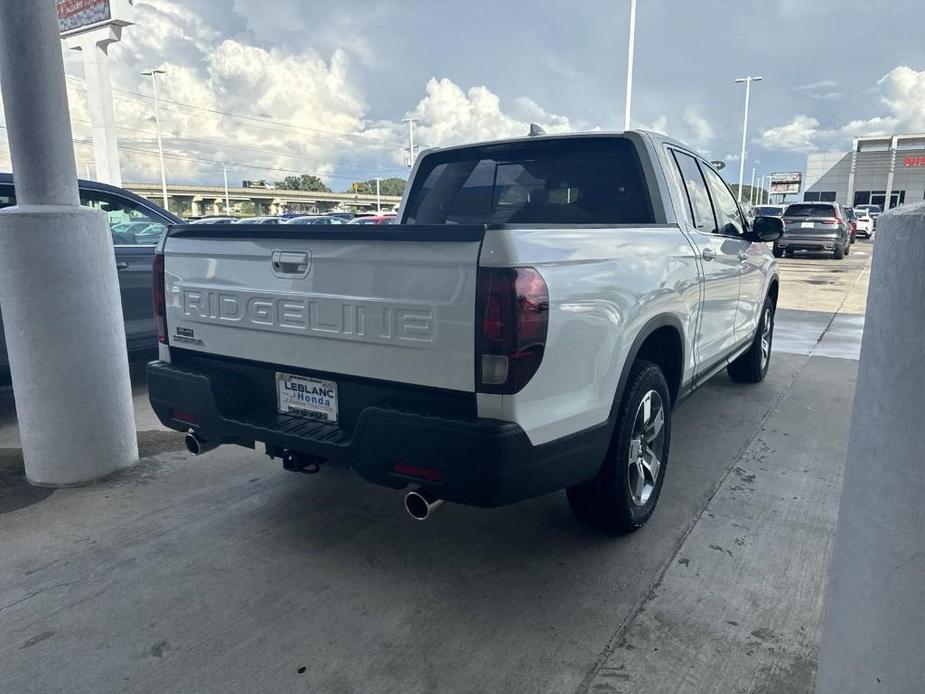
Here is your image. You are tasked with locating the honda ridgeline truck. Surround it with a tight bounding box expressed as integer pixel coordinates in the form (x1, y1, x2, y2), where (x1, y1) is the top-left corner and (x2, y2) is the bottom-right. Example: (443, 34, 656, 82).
(147, 131, 783, 533)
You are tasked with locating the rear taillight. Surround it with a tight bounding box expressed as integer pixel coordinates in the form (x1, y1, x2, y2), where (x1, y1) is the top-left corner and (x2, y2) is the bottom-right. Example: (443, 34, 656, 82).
(476, 267, 549, 394)
(821, 218, 839, 225)
(153, 253, 167, 344)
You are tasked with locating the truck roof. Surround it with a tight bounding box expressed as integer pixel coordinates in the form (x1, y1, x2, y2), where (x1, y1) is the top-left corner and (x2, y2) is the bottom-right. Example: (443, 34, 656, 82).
(415, 129, 695, 157)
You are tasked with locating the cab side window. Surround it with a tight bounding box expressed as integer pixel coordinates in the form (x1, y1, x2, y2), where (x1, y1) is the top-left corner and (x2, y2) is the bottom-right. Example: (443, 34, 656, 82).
(701, 166, 745, 237)
(80, 191, 167, 246)
(671, 150, 716, 234)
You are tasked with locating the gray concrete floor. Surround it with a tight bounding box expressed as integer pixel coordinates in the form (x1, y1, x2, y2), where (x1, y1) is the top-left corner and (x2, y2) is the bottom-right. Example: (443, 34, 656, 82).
(0, 241, 873, 694)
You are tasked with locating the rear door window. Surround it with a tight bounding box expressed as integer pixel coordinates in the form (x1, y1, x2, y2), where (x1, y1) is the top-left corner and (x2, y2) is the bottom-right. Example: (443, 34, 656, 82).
(671, 150, 717, 233)
(785, 204, 836, 217)
(81, 191, 167, 245)
(403, 137, 654, 225)
(701, 166, 745, 237)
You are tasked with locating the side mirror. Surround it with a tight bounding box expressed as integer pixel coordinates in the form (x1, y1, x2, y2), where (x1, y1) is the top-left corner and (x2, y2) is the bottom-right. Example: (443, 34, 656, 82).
(750, 216, 783, 242)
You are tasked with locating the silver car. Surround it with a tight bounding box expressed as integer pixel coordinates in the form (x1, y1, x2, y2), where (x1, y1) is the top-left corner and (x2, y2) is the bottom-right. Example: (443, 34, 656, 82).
(776, 202, 851, 259)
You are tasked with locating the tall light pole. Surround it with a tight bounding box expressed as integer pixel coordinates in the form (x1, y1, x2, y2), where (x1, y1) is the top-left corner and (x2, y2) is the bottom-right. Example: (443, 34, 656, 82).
(222, 165, 231, 214)
(402, 117, 419, 168)
(734, 75, 762, 202)
(749, 167, 757, 204)
(142, 68, 168, 210)
(624, 0, 637, 131)
(376, 177, 382, 214)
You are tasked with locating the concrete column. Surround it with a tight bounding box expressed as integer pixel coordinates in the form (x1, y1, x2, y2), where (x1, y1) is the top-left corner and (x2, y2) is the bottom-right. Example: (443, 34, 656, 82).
(846, 138, 858, 207)
(883, 135, 898, 209)
(0, 0, 137, 486)
(815, 202, 925, 693)
(67, 26, 124, 187)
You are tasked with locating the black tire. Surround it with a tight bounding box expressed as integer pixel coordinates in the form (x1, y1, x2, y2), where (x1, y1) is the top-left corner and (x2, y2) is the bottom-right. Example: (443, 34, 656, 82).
(772, 244, 784, 258)
(567, 360, 671, 534)
(728, 294, 775, 383)
(833, 245, 845, 259)
(845, 243, 850, 256)
(785, 249, 795, 258)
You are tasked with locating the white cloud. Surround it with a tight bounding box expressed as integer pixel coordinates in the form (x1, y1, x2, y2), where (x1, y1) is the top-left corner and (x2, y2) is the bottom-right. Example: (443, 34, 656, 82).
(682, 106, 714, 149)
(758, 66, 925, 153)
(795, 80, 838, 91)
(637, 115, 668, 135)
(403, 78, 573, 159)
(56, 0, 390, 187)
(756, 115, 821, 153)
(6, 1, 577, 189)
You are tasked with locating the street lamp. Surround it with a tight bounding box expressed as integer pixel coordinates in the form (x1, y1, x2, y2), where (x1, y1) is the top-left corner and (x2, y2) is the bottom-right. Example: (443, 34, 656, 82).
(141, 68, 168, 210)
(401, 117, 419, 168)
(734, 75, 762, 202)
(624, 0, 637, 131)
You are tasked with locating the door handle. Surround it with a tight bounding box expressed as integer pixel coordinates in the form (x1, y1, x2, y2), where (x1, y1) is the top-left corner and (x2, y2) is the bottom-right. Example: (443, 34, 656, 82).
(271, 250, 311, 278)
(738, 250, 749, 262)
(116, 261, 129, 270)
(701, 248, 716, 261)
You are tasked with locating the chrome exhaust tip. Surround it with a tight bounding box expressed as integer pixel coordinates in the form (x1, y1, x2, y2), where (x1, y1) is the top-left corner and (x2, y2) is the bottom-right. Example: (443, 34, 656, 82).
(404, 487, 443, 521)
(184, 431, 219, 456)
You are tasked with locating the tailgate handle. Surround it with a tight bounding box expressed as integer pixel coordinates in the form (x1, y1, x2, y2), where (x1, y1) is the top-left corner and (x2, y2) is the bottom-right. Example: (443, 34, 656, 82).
(271, 250, 311, 278)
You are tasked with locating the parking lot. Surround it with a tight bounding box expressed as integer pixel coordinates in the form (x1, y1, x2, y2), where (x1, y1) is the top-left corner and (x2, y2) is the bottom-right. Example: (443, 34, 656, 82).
(0, 240, 872, 693)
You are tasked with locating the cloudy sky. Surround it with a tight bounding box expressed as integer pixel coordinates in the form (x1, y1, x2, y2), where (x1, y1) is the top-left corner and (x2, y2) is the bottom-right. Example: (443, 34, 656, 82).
(5, 0, 925, 191)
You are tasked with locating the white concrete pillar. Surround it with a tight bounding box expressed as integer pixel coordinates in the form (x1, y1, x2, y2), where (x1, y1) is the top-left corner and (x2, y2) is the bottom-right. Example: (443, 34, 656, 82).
(0, 0, 137, 486)
(846, 138, 858, 207)
(815, 202, 925, 693)
(883, 135, 898, 210)
(66, 26, 124, 187)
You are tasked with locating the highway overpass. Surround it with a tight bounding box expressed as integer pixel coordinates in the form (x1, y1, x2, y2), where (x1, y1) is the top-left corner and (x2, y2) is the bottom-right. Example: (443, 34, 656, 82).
(125, 182, 403, 217)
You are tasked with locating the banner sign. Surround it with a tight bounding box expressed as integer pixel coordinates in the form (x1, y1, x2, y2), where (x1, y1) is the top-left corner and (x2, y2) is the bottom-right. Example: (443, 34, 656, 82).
(58, 0, 111, 35)
(770, 172, 802, 194)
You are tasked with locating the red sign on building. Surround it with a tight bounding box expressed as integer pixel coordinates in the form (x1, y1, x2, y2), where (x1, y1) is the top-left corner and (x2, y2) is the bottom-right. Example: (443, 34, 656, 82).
(903, 157, 925, 168)
(57, 0, 111, 35)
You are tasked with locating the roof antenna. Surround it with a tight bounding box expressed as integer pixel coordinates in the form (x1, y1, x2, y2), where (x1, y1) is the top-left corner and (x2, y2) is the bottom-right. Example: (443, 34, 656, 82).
(528, 123, 546, 137)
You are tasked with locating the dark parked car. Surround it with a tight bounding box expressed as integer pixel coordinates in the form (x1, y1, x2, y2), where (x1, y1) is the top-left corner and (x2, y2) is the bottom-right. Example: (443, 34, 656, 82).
(0, 173, 181, 379)
(187, 216, 238, 224)
(283, 215, 346, 225)
(775, 202, 852, 259)
(753, 205, 785, 218)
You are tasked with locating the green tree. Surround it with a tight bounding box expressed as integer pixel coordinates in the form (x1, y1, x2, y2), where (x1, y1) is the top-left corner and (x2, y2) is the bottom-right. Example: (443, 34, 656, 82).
(275, 174, 331, 192)
(347, 177, 407, 197)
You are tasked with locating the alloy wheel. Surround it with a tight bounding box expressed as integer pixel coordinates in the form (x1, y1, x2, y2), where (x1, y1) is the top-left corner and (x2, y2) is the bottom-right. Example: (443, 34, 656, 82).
(760, 307, 773, 370)
(628, 390, 666, 507)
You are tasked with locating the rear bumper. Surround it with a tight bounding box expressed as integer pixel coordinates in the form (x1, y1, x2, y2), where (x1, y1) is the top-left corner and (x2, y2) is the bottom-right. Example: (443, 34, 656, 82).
(778, 233, 841, 251)
(146, 360, 608, 507)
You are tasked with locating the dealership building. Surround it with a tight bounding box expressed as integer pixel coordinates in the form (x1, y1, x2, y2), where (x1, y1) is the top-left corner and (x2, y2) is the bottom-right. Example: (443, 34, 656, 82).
(803, 133, 925, 209)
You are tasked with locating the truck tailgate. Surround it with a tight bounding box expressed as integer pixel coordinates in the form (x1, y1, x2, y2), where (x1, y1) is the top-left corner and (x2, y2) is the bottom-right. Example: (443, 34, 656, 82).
(162, 224, 485, 392)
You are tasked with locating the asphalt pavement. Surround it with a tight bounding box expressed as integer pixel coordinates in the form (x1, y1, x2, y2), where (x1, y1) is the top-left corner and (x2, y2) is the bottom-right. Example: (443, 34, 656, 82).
(0, 240, 873, 694)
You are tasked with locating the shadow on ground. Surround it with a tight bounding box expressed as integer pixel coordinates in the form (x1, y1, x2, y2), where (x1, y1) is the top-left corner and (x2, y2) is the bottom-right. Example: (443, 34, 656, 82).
(0, 429, 186, 515)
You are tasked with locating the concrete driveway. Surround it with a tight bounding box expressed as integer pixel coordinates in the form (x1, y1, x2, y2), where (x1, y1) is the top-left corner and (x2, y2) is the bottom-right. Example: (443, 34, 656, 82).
(0, 241, 873, 694)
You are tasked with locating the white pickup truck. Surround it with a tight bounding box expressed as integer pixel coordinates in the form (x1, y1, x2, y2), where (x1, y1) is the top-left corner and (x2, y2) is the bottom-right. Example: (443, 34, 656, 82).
(147, 131, 783, 533)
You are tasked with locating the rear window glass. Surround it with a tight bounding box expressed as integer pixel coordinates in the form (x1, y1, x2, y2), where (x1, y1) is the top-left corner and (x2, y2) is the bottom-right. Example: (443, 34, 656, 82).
(785, 204, 837, 217)
(403, 138, 654, 225)
(754, 206, 783, 216)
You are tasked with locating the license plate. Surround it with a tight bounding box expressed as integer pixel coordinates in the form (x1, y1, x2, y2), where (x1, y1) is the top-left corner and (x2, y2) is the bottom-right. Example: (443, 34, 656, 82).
(276, 372, 338, 423)
(800, 222, 815, 228)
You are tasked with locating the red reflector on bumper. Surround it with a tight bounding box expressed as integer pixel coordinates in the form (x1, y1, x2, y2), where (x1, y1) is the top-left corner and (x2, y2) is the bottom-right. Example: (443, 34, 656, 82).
(172, 410, 199, 425)
(393, 462, 443, 481)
